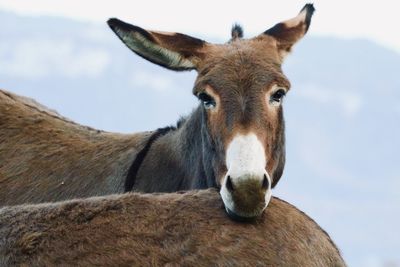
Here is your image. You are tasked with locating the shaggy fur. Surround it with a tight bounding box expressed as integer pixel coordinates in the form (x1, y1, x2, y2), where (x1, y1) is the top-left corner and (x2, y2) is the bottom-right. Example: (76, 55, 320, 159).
(0, 89, 151, 206)
(0, 189, 346, 266)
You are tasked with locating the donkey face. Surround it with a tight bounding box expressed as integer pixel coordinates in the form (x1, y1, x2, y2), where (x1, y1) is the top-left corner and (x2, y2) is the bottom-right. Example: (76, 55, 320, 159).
(193, 43, 289, 221)
(108, 4, 314, 220)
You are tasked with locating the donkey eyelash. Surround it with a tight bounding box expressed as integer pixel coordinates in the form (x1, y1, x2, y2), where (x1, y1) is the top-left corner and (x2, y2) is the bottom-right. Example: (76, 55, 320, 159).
(275, 88, 287, 96)
(197, 92, 213, 102)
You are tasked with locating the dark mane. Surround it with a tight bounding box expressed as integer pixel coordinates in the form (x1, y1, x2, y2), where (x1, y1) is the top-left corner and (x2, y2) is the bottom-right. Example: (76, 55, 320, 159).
(176, 116, 188, 129)
(124, 113, 189, 192)
(124, 126, 175, 192)
(231, 23, 243, 40)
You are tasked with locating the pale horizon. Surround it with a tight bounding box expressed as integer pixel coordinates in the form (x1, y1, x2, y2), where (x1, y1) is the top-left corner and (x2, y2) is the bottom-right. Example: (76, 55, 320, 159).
(0, 0, 399, 53)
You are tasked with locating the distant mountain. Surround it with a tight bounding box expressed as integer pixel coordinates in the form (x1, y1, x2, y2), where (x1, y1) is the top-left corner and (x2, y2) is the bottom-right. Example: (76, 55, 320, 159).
(1, 11, 399, 267)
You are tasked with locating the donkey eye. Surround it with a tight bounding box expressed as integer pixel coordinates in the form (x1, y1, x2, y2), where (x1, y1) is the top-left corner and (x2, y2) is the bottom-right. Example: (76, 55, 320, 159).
(198, 93, 216, 109)
(270, 89, 286, 103)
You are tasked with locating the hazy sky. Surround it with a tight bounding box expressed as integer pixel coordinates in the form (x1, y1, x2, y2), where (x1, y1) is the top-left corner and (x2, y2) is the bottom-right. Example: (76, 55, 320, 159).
(1, 0, 399, 53)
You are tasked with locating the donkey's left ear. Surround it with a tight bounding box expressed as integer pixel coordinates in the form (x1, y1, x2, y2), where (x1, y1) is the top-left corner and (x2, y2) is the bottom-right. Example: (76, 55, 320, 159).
(263, 4, 315, 60)
(107, 18, 208, 71)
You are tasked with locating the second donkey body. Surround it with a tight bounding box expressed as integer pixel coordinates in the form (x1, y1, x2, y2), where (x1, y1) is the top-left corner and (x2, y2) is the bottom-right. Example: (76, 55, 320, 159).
(0, 189, 346, 266)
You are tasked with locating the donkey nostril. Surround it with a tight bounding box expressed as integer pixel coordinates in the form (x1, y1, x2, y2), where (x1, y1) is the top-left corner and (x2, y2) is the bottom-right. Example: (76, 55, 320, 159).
(226, 175, 234, 192)
(262, 174, 269, 189)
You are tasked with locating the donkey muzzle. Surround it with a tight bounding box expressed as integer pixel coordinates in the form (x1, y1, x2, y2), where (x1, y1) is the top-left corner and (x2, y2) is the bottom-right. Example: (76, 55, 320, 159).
(220, 173, 272, 222)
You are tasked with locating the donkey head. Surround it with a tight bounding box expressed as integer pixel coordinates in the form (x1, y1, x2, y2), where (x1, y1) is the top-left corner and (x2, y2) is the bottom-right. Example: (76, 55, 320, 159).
(108, 4, 314, 221)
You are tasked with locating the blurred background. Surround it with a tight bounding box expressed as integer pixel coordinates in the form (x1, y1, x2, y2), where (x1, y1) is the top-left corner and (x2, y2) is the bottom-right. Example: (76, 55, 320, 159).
(0, 1, 399, 266)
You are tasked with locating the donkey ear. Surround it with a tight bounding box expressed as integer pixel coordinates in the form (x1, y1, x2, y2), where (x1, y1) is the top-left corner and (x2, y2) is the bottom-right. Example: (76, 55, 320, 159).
(263, 4, 315, 60)
(107, 18, 207, 71)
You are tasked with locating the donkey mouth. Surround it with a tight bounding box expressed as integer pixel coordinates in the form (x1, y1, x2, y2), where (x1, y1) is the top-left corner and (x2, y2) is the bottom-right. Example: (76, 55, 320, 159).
(225, 207, 258, 223)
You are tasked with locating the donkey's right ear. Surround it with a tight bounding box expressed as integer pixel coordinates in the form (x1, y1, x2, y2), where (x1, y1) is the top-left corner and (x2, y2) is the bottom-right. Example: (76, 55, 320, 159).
(108, 18, 207, 71)
(262, 4, 315, 61)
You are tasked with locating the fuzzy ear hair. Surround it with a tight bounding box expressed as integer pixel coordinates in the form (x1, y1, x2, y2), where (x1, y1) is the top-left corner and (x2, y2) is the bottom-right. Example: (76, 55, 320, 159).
(264, 4, 315, 59)
(107, 18, 207, 71)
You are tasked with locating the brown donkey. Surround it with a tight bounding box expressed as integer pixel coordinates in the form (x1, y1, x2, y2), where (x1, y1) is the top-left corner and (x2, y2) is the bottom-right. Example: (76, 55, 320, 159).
(0, 4, 314, 220)
(0, 89, 152, 205)
(0, 189, 346, 266)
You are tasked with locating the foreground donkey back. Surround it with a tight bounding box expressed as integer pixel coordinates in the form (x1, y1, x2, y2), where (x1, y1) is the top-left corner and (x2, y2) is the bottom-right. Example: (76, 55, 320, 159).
(0, 90, 151, 205)
(0, 189, 346, 266)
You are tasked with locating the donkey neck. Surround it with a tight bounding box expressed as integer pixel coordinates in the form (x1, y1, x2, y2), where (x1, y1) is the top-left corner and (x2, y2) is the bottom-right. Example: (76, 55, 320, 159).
(132, 106, 211, 192)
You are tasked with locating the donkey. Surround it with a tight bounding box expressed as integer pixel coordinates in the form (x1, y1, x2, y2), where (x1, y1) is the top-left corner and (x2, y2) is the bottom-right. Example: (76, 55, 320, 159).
(0, 189, 346, 266)
(0, 89, 152, 205)
(0, 4, 315, 220)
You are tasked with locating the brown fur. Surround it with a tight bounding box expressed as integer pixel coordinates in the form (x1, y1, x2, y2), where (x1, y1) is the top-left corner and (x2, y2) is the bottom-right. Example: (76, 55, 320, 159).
(0, 89, 151, 206)
(0, 5, 314, 217)
(107, 5, 316, 218)
(0, 189, 346, 266)
(192, 40, 290, 187)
